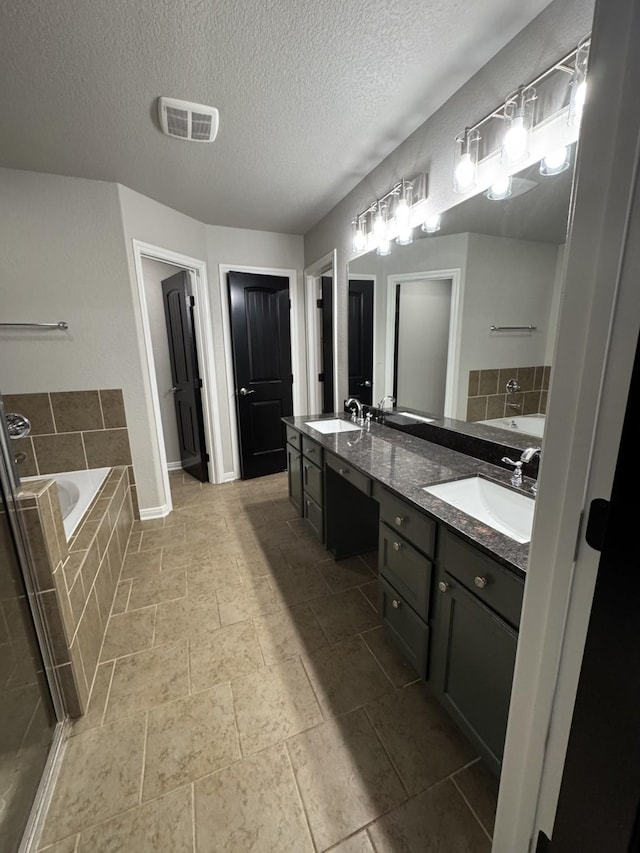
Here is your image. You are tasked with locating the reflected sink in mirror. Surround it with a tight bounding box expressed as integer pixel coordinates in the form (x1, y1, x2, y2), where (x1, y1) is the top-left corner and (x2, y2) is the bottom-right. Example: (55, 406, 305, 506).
(305, 419, 361, 434)
(423, 476, 534, 543)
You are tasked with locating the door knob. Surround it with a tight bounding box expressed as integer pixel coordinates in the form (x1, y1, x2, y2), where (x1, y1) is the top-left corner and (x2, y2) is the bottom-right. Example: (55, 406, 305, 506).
(5, 413, 31, 439)
(239, 387, 256, 396)
(169, 386, 178, 392)
(363, 380, 372, 387)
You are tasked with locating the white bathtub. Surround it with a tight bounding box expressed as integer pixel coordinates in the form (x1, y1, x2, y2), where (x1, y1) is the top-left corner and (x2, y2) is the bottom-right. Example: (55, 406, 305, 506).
(478, 414, 545, 439)
(23, 467, 111, 540)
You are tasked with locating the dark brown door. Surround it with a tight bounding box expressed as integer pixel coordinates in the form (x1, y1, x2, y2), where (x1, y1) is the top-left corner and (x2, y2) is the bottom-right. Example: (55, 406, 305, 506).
(348, 279, 374, 405)
(161, 271, 209, 483)
(227, 271, 293, 479)
(547, 330, 640, 853)
(320, 276, 334, 414)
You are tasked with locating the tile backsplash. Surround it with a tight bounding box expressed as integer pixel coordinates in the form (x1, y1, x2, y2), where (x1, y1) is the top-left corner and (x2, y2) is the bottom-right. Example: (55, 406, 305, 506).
(467, 365, 550, 423)
(5, 389, 139, 518)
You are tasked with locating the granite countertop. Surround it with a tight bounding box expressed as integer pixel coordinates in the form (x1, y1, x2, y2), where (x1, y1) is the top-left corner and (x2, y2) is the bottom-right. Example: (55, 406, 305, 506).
(284, 413, 534, 577)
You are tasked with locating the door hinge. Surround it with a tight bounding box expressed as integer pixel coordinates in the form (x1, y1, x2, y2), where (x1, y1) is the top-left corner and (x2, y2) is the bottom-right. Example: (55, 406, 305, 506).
(585, 498, 610, 552)
(318, 372, 325, 382)
(197, 378, 203, 389)
(291, 374, 294, 384)
(203, 452, 210, 463)
(189, 295, 195, 307)
(289, 298, 292, 309)
(316, 298, 324, 309)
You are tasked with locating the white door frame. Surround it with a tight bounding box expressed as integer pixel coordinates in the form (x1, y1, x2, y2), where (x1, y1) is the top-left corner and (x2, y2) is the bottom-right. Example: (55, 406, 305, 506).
(218, 263, 302, 480)
(348, 272, 378, 406)
(131, 240, 224, 516)
(304, 250, 336, 414)
(386, 269, 462, 417)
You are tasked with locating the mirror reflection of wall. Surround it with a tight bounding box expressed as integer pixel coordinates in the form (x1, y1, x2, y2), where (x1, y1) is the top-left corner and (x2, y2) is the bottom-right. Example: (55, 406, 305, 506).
(347, 278, 374, 405)
(348, 144, 574, 440)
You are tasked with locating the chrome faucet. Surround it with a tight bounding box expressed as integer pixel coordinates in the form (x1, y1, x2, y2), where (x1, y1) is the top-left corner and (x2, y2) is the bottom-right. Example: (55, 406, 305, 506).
(345, 397, 364, 424)
(520, 446, 541, 463)
(377, 395, 395, 411)
(501, 456, 524, 487)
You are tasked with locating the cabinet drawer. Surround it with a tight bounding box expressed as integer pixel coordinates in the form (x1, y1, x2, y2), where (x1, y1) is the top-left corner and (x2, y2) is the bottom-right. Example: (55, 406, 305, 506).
(379, 576, 429, 677)
(325, 452, 372, 496)
(379, 524, 432, 620)
(439, 530, 524, 628)
(303, 458, 323, 505)
(285, 426, 301, 449)
(380, 489, 436, 558)
(302, 435, 324, 466)
(303, 494, 324, 541)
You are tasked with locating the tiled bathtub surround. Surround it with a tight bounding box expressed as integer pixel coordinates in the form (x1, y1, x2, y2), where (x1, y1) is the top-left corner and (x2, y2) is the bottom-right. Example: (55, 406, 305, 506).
(467, 365, 551, 422)
(5, 389, 139, 518)
(18, 466, 133, 716)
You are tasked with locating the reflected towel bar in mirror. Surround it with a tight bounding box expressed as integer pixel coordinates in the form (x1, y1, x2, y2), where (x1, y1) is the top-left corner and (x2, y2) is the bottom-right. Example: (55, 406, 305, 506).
(490, 325, 537, 331)
(0, 322, 69, 330)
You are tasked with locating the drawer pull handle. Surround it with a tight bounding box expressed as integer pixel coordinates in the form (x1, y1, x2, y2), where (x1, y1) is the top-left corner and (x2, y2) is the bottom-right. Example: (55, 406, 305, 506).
(392, 541, 402, 552)
(339, 467, 349, 475)
(308, 447, 315, 453)
(438, 581, 450, 593)
(394, 516, 405, 527)
(474, 576, 488, 589)
(392, 599, 401, 609)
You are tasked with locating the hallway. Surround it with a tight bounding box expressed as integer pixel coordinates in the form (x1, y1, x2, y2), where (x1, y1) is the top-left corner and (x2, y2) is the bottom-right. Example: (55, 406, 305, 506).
(38, 472, 496, 852)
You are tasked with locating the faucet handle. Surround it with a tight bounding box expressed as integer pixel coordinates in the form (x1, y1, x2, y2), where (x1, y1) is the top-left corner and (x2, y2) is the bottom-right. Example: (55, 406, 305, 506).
(501, 457, 523, 470)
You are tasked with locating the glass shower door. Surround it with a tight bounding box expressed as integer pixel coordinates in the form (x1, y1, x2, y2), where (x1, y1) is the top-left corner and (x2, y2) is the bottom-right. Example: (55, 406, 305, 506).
(0, 433, 57, 850)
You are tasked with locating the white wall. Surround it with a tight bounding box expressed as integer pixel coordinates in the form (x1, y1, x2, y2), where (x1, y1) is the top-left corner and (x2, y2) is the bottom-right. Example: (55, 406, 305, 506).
(140, 257, 185, 466)
(458, 233, 559, 415)
(546, 243, 566, 365)
(304, 0, 594, 408)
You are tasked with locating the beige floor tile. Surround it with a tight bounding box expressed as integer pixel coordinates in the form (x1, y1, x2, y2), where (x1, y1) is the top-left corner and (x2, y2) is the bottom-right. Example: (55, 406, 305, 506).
(154, 596, 220, 645)
(287, 708, 405, 851)
(452, 759, 499, 837)
(269, 563, 332, 608)
(280, 538, 332, 568)
(105, 641, 189, 722)
(367, 779, 490, 852)
(189, 620, 264, 692)
(254, 602, 328, 665)
(187, 557, 242, 597)
(329, 831, 376, 852)
(70, 661, 113, 736)
(359, 580, 378, 609)
(162, 540, 212, 570)
(38, 836, 78, 852)
(365, 682, 476, 795)
(120, 548, 163, 580)
(216, 577, 280, 625)
(100, 606, 155, 661)
(361, 625, 420, 688)
(139, 524, 186, 551)
(111, 579, 132, 615)
(194, 743, 314, 853)
(126, 532, 142, 554)
(235, 553, 277, 582)
(77, 786, 193, 853)
(303, 636, 392, 717)
(318, 556, 375, 593)
(127, 568, 186, 610)
(310, 588, 379, 644)
(143, 684, 240, 800)
(232, 657, 322, 755)
(40, 715, 145, 845)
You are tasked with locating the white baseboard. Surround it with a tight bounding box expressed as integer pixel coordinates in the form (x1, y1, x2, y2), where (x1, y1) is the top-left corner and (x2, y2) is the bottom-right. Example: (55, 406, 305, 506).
(167, 461, 182, 471)
(222, 472, 238, 483)
(139, 503, 172, 520)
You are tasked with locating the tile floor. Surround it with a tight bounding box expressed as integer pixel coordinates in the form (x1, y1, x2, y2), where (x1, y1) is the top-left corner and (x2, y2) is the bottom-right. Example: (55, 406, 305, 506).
(38, 471, 498, 852)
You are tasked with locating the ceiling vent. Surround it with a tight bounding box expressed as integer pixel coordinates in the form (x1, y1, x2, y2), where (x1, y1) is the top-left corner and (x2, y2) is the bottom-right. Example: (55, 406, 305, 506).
(157, 97, 219, 143)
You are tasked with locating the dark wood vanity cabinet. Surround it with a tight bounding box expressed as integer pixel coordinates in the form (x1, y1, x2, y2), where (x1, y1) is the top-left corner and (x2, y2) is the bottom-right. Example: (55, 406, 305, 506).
(431, 529, 524, 774)
(286, 428, 303, 516)
(301, 435, 324, 542)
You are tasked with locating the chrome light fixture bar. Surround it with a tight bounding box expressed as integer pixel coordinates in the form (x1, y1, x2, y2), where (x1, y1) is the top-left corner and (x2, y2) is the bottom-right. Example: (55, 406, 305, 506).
(452, 36, 591, 193)
(351, 174, 428, 254)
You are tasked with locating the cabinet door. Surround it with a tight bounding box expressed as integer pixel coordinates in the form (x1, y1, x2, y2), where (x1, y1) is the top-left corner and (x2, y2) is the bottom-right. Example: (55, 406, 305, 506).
(433, 573, 518, 773)
(286, 442, 303, 515)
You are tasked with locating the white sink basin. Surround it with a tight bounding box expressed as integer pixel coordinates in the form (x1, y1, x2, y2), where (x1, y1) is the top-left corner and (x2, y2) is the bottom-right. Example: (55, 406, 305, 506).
(305, 418, 361, 434)
(423, 476, 534, 543)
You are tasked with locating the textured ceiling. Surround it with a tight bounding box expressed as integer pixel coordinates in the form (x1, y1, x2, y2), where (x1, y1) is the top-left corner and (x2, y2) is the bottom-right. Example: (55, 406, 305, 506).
(0, 0, 553, 234)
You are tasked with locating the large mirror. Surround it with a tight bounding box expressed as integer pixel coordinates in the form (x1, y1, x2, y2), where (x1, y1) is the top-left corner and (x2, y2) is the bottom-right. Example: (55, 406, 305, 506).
(347, 146, 574, 442)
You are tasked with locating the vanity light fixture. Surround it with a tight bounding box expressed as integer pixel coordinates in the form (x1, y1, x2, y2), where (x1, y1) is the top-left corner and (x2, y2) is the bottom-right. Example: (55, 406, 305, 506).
(422, 214, 441, 233)
(540, 146, 571, 175)
(351, 216, 367, 253)
(569, 37, 590, 128)
(394, 181, 414, 245)
(502, 87, 536, 164)
(349, 173, 428, 255)
(486, 175, 513, 200)
(453, 128, 480, 193)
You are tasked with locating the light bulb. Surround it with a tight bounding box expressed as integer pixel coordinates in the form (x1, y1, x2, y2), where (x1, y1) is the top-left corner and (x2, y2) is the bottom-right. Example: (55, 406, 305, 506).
(486, 175, 512, 200)
(569, 79, 587, 127)
(503, 114, 528, 162)
(455, 153, 475, 191)
(394, 197, 410, 230)
(422, 215, 441, 234)
(373, 209, 387, 244)
(396, 226, 413, 246)
(353, 223, 366, 252)
(540, 146, 570, 176)
(376, 239, 391, 256)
